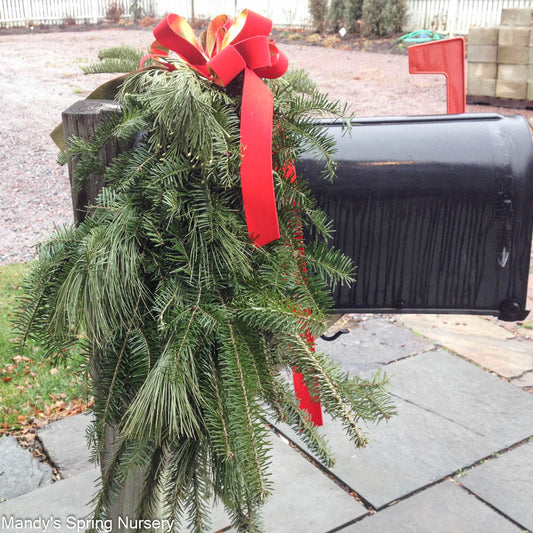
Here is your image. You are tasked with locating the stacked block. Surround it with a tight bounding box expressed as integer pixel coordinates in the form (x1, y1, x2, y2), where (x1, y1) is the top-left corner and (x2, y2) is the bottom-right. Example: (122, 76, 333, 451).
(467, 27, 498, 98)
(467, 8, 533, 103)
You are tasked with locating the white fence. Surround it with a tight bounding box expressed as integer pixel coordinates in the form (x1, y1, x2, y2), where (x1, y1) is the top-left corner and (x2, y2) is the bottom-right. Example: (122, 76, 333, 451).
(0, 0, 155, 27)
(141, 0, 533, 33)
(152, 0, 313, 28)
(405, 0, 532, 34)
(1, 0, 532, 34)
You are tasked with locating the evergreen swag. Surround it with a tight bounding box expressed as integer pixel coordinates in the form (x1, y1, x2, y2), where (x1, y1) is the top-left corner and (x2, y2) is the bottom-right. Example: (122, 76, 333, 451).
(16, 63, 395, 531)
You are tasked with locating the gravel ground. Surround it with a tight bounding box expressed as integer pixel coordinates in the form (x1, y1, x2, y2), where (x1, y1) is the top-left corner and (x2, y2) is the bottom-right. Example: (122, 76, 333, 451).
(1, 27, 532, 264)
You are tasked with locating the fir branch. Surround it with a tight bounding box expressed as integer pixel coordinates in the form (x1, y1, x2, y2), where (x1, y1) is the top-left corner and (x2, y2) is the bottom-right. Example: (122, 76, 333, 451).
(217, 316, 273, 503)
(264, 375, 335, 467)
(15, 61, 395, 532)
(135, 443, 168, 527)
(121, 293, 206, 444)
(202, 354, 235, 461)
(81, 45, 147, 74)
(82, 57, 140, 75)
(303, 241, 356, 289)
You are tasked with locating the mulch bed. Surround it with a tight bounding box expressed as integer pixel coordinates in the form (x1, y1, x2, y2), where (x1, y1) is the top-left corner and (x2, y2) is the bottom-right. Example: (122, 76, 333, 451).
(0, 18, 409, 55)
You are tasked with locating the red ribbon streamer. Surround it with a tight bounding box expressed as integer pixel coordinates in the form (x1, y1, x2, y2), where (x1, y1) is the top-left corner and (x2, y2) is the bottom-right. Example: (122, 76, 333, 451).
(293, 369, 323, 426)
(284, 163, 323, 426)
(148, 10, 288, 247)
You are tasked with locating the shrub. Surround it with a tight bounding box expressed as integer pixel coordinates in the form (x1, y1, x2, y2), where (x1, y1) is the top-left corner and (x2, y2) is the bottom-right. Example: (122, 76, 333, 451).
(361, 0, 406, 36)
(288, 32, 304, 41)
(309, 0, 328, 32)
(344, 0, 364, 33)
(329, 0, 346, 31)
(106, 1, 124, 23)
(382, 0, 407, 34)
(323, 34, 342, 47)
(139, 16, 158, 27)
(305, 33, 323, 43)
(129, 0, 144, 22)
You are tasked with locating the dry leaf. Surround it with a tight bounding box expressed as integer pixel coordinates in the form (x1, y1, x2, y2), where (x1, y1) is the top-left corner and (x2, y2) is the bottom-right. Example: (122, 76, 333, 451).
(12, 355, 31, 364)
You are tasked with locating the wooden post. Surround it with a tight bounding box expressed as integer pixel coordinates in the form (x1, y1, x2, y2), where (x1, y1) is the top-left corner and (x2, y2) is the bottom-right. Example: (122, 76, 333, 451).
(62, 99, 122, 224)
(62, 100, 154, 532)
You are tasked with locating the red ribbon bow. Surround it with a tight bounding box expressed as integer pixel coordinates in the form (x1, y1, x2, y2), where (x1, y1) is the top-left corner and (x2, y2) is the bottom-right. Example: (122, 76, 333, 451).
(147, 10, 288, 247)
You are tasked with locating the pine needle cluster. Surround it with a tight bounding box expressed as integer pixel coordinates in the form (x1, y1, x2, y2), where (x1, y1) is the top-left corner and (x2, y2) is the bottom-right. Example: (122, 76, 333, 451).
(81, 45, 148, 74)
(15, 65, 395, 532)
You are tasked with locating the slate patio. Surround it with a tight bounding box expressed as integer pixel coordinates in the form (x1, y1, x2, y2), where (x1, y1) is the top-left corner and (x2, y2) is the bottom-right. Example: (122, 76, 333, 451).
(1, 314, 532, 532)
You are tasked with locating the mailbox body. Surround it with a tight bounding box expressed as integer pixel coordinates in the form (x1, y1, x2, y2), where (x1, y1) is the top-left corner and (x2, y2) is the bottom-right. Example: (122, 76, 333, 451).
(298, 113, 533, 321)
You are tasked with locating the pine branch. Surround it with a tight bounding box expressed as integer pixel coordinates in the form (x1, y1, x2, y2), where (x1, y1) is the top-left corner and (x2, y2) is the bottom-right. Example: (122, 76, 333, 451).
(135, 443, 168, 525)
(264, 374, 335, 467)
(81, 45, 147, 74)
(217, 316, 273, 503)
(14, 60, 396, 532)
(304, 241, 356, 288)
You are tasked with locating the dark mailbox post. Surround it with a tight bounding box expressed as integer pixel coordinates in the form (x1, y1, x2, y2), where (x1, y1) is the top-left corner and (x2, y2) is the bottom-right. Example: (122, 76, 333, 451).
(299, 113, 533, 321)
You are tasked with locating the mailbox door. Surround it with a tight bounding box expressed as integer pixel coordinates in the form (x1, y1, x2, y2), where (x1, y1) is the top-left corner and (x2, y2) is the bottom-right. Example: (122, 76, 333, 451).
(298, 113, 533, 321)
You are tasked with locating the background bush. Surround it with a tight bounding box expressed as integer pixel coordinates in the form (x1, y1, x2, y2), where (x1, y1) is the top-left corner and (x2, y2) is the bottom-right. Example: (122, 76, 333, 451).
(309, 0, 329, 31)
(328, 0, 346, 31)
(361, 0, 407, 36)
(344, 0, 364, 33)
(381, 0, 407, 34)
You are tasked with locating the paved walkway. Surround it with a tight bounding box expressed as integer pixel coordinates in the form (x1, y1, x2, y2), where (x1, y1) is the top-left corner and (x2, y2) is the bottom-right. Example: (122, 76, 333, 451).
(1, 303, 532, 532)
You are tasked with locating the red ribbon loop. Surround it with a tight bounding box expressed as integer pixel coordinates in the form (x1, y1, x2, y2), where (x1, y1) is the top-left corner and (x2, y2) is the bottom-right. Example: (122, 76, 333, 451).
(148, 10, 289, 246)
(154, 13, 205, 65)
(207, 46, 246, 85)
(234, 36, 272, 71)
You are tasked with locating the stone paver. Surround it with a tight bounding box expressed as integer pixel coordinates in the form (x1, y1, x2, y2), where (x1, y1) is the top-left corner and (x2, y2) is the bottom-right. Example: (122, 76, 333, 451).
(339, 480, 523, 532)
(173, 431, 367, 532)
(386, 350, 533, 449)
(395, 314, 533, 378)
(2, 307, 533, 532)
(458, 441, 533, 531)
(259, 433, 367, 532)
(316, 317, 433, 374)
(0, 469, 97, 533)
(510, 370, 533, 391)
(272, 348, 533, 508)
(0, 465, 232, 533)
(37, 412, 93, 476)
(274, 395, 489, 508)
(1, 419, 365, 533)
(0, 436, 52, 501)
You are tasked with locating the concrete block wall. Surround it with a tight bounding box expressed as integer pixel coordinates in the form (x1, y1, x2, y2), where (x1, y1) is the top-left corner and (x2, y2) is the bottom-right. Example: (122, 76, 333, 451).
(467, 8, 533, 101)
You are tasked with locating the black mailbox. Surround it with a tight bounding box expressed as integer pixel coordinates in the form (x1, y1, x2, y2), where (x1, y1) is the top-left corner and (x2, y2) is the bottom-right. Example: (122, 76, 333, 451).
(298, 113, 533, 321)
